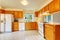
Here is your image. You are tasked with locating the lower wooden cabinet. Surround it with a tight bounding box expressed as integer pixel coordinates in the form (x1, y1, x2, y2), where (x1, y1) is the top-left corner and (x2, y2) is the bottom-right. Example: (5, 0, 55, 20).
(12, 22, 38, 31)
(12, 22, 19, 32)
(44, 24, 60, 40)
(25, 22, 31, 30)
(25, 22, 38, 30)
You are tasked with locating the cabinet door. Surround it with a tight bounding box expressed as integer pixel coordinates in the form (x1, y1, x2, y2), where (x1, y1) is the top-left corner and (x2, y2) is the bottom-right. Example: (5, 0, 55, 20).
(13, 11, 23, 18)
(31, 22, 38, 30)
(49, 1, 55, 13)
(12, 22, 19, 31)
(44, 5, 49, 12)
(0, 9, 2, 13)
(45, 24, 55, 40)
(55, 25, 60, 40)
(25, 22, 32, 30)
(25, 22, 38, 30)
(49, 0, 60, 13)
(18, 11, 23, 18)
(35, 12, 39, 17)
(5, 14, 12, 32)
(14, 12, 18, 18)
(54, 0, 60, 11)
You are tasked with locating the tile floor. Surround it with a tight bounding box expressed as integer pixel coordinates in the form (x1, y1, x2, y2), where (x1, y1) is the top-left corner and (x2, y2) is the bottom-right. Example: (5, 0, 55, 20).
(0, 31, 45, 40)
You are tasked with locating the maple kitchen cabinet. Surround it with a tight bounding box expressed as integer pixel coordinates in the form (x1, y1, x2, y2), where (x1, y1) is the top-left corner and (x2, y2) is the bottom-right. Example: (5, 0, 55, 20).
(13, 11, 18, 18)
(25, 22, 38, 30)
(25, 22, 32, 30)
(49, 0, 60, 13)
(0, 9, 3, 13)
(37, 0, 60, 14)
(31, 22, 38, 30)
(44, 23, 60, 40)
(13, 11, 23, 18)
(44, 23, 55, 40)
(18, 11, 23, 18)
(12, 22, 19, 32)
(44, 12, 60, 40)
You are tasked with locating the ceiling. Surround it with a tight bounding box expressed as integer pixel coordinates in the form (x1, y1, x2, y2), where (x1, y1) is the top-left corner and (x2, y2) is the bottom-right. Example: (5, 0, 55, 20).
(0, 0, 53, 11)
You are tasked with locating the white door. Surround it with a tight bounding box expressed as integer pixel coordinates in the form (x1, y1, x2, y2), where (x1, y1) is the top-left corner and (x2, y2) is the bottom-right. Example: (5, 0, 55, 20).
(19, 23, 25, 31)
(5, 14, 12, 32)
(0, 14, 5, 32)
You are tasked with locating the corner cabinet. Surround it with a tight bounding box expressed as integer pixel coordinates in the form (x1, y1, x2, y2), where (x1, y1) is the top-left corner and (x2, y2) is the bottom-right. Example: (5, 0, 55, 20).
(44, 23, 60, 40)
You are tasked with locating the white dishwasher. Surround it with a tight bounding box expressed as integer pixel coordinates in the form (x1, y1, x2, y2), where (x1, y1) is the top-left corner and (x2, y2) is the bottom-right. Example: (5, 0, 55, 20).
(19, 22, 25, 31)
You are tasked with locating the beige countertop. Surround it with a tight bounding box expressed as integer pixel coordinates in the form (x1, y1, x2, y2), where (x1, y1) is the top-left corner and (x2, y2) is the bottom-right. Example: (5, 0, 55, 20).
(45, 22, 60, 25)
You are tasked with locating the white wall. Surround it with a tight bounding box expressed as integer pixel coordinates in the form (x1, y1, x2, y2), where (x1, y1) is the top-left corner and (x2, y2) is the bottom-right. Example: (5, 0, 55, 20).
(53, 11, 60, 23)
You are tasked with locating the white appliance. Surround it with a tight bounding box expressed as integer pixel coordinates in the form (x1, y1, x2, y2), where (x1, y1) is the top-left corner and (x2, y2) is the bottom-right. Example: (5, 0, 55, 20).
(0, 14, 5, 32)
(38, 22, 44, 37)
(0, 14, 12, 32)
(19, 22, 25, 31)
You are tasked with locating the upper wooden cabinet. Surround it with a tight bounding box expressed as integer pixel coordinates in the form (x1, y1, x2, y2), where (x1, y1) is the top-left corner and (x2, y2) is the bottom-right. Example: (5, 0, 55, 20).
(14, 11, 18, 18)
(35, 11, 39, 17)
(0, 9, 2, 13)
(0, 9, 5, 13)
(59, 0, 60, 10)
(44, 5, 49, 12)
(49, 0, 60, 13)
(5, 10, 14, 14)
(18, 11, 23, 18)
(13, 11, 23, 18)
(0, 10, 23, 18)
(38, 0, 60, 13)
(49, 1, 55, 13)
(54, 0, 60, 11)
(41, 8, 45, 13)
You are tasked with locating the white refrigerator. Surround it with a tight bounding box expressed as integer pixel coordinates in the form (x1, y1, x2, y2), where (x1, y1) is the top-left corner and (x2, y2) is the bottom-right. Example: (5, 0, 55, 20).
(0, 14, 12, 32)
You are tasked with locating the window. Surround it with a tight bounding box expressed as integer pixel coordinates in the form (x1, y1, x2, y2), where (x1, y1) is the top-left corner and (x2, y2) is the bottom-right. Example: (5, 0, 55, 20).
(44, 15, 52, 23)
(24, 13, 34, 22)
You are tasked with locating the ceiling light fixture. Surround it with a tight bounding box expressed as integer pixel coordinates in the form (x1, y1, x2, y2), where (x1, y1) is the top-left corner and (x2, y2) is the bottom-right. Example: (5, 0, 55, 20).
(20, 0, 29, 6)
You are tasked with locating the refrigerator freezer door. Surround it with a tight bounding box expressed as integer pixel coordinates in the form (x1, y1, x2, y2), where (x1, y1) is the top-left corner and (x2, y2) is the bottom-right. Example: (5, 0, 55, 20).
(5, 14, 12, 32)
(0, 14, 5, 32)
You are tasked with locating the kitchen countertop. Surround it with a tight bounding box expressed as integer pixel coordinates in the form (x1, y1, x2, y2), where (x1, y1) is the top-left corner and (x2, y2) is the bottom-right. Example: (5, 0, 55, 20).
(45, 22, 60, 25)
